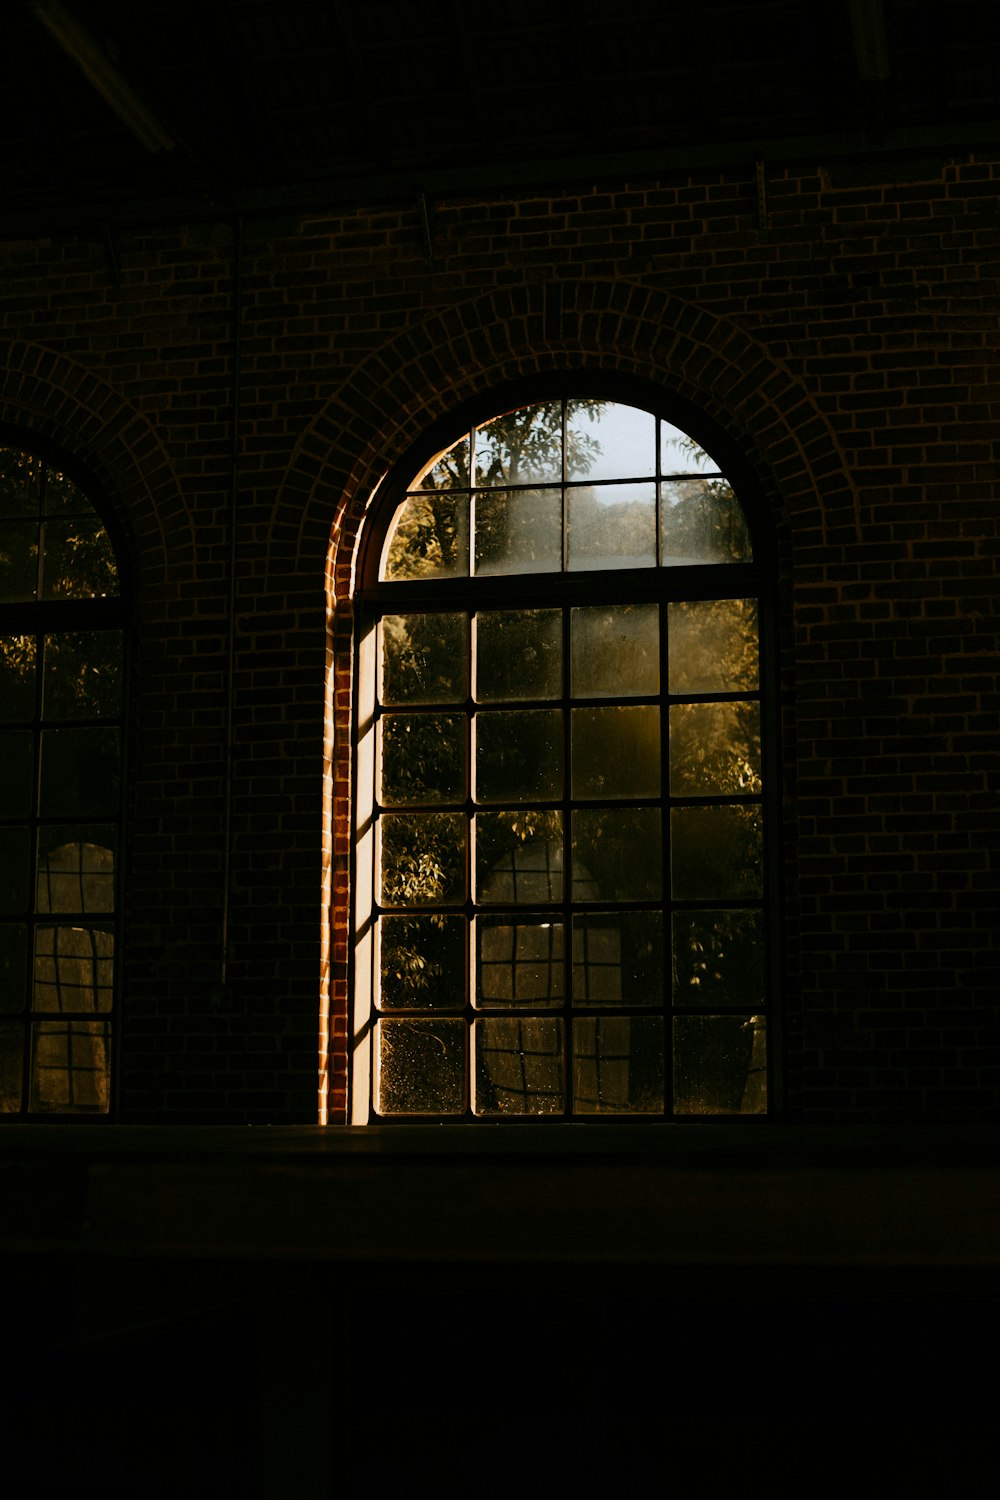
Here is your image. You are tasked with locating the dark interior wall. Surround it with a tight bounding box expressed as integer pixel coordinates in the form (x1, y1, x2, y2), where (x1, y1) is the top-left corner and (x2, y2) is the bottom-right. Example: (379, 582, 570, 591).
(1, 154, 997, 1124)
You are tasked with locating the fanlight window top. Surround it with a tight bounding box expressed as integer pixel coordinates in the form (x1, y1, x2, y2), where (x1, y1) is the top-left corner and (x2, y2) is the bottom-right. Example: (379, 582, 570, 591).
(381, 399, 752, 581)
(0, 448, 119, 603)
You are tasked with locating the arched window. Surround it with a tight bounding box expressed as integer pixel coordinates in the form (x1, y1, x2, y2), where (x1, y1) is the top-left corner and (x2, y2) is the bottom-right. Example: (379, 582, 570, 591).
(0, 443, 125, 1117)
(351, 389, 774, 1121)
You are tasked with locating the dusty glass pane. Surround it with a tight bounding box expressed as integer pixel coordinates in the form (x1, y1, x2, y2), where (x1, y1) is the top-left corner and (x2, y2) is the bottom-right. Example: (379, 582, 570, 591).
(376, 1017, 465, 1114)
(573, 911, 663, 1006)
(476, 917, 563, 1007)
(568, 402, 654, 481)
(668, 599, 758, 694)
(571, 604, 659, 698)
(0, 635, 36, 719)
(673, 1014, 766, 1115)
(476, 811, 564, 904)
(673, 909, 765, 1009)
(572, 808, 662, 901)
(39, 727, 120, 817)
(0, 733, 32, 816)
(474, 488, 561, 575)
(36, 832, 115, 913)
(43, 518, 118, 599)
(379, 614, 467, 705)
(0, 521, 39, 601)
(662, 477, 751, 564)
(669, 702, 761, 796)
(473, 1017, 564, 1115)
(475, 710, 563, 803)
(567, 484, 656, 572)
(571, 706, 660, 799)
(0, 830, 29, 915)
(0, 449, 41, 518)
(378, 813, 466, 906)
(573, 1016, 664, 1114)
(409, 435, 472, 491)
(33, 924, 114, 1012)
(660, 420, 719, 476)
(43, 631, 123, 720)
(382, 494, 469, 580)
(378, 914, 465, 1010)
(475, 403, 563, 486)
(379, 714, 465, 805)
(0, 926, 27, 1012)
(30, 1018, 111, 1112)
(671, 805, 763, 901)
(0, 1020, 22, 1110)
(475, 610, 561, 702)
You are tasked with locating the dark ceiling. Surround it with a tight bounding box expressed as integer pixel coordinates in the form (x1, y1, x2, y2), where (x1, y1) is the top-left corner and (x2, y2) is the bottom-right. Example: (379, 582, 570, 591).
(4, 0, 1000, 231)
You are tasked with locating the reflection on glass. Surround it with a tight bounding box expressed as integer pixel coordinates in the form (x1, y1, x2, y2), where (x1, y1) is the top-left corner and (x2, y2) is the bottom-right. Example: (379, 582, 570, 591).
(475, 710, 563, 803)
(0, 1021, 22, 1110)
(475, 610, 561, 702)
(379, 714, 465, 805)
(379, 914, 465, 1009)
(671, 805, 762, 901)
(36, 835, 114, 913)
(0, 732, 33, 817)
(661, 478, 751, 564)
(573, 1016, 664, 1114)
(573, 911, 662, 1006)
(672, 909, 765, 1009)
(571, 604, 659, 697)
(378, 813, 466, 906)
(0, 830, 29, 914)
(572, 807, 662, 901)
(475, 403, 563, 485)
(42, 632, 123, 720)
(473, 1017, 564, 1114)
(0, 522, 39, 602)
(669, 702, 761, 796)
(30, 1018, 111, 1112)
(474, 488, 561, 575)
(673, 1014, 765, 1115)
(410, 436, 472, 491)
(0, 635, 36, 719)
(571, 705, 660, 799)
(33, 924, 114, 1012)
(668, 599, 758, 694)
(39, 728, 120, 817)
(376, 1017, 465, 1114)
(43, 519, 118, 599)
(383, 495, 469, 580)
(476, 917, 563, 1007)
(0, 926, 27, 1012)
(567, 484, 656, 571)
(476, 812, 564, 904)
(568, 402, 655, 481)
(379, 614, 467, 705)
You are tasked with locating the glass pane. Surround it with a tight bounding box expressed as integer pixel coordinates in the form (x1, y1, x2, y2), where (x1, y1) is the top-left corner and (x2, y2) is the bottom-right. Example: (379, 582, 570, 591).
(573, 911, 663, 1006)
(0, 1020, 22, 1110)
(661, 420, 720, 476)
(475, 403, 562, 485)
(0, 830, 29, 914)
(38, 727, 120, 817)
(567, 483, 656, 571)
(668, 599, 758, 694)
(0, 635, 36, 720)
(0, 732, 33, 816)
(474, 488, 562, 576)
(571, 706, 660, 799)
(475, 610, 561, 702)
(42, 518, 118, 599)
(376, 1017, 465, 1114)
(476, 811, 564, 904)
(571, 604, 659, 698)
(41, 467, 91, 515)
(378, 914, 465, 1009)
(671, 805, 763, 900)
(0, 926, 27, 1013)
(379, 614, 467, 705)
(662, 477, 751, 564)
(382, 495, 469, 580)
(669, 702, 761, 796)
(410, 435, 472, 490)
(473, 1017, 563, 1115)
(573, 1016, 664, 1114)
(0, 449, 41, 518)
(378, 813, 466, 907)
(30, 1018, 111, 1112)
(36, 832, 115, 913)
(567, 401, 655, 481)
(673, 1014, 766, 1115)
(476, 917, 564, 1007)
(43, 632, 123, 719)
(571, 808, 662, 901)
(475, 710, 563, 803)
(0, 521, 39, 601)
(33, 924, 115, 1012)
(673, 909, 765, 1009)
(379, 714, 465, 805)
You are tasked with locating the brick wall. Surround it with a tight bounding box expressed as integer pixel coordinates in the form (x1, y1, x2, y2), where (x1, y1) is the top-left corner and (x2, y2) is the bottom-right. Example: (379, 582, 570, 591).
(2, 151, 997, 1123)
